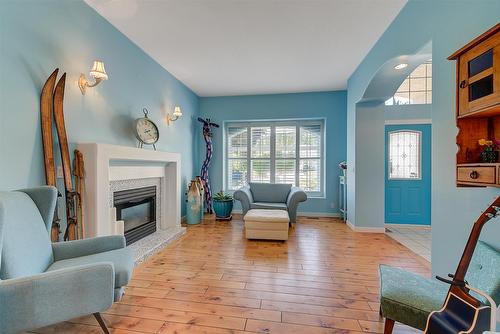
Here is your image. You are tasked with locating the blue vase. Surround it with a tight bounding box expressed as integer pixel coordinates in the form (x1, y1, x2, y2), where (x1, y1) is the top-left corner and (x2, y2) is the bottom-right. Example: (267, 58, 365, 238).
(213, 199, 233, 218)
(186, 182, 201, 225)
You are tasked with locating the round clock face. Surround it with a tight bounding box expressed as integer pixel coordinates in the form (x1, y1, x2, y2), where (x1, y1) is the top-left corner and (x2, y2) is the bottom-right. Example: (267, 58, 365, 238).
(135, 118, 159, 145)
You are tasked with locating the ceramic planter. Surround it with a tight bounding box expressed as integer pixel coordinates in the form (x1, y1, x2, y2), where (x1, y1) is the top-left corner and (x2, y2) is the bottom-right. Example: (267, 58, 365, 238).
(213, 199, 233, 218)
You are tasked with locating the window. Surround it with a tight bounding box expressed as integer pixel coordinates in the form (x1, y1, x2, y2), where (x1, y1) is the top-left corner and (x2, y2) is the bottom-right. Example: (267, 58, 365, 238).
(225, 120, 324, 195)
(388, 130, 421, 179)
(386, 61, 432, 105)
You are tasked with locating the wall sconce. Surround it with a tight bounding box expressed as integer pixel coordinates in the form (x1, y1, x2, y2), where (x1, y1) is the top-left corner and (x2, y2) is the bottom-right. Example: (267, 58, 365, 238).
(78, 60, 108, 95)
(166, 106, 182, 125)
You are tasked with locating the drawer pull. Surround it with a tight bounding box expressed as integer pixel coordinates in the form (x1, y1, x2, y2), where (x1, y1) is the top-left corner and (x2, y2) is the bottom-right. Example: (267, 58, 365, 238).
(469, 170, 479, 179)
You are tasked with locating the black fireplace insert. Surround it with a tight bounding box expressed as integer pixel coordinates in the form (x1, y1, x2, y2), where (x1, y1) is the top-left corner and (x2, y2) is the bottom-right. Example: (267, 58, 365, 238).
(113, 186, 156, 245)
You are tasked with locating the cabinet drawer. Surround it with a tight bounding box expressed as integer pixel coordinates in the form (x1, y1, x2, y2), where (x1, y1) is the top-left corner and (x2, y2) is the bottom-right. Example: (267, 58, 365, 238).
(457, 166, 496, 184)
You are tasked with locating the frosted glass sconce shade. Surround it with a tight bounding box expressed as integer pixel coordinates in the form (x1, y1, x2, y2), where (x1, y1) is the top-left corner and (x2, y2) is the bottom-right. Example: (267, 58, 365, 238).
(79, 60, 108, 95)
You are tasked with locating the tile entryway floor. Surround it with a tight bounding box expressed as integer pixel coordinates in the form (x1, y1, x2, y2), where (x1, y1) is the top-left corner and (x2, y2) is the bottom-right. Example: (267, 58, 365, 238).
(385, 224, 431, 262)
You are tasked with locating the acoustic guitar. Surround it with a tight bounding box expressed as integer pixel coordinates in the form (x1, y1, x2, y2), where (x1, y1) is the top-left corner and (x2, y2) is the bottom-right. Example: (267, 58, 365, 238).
(424, 196, 500, 334)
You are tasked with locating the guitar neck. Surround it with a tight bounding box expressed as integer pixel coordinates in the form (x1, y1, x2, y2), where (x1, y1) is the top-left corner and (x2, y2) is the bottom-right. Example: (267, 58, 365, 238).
(453, 223, 484, 281)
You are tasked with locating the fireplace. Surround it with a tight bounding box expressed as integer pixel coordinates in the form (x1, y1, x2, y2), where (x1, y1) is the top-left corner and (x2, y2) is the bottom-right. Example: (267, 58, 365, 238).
(114, 186, 156, 245)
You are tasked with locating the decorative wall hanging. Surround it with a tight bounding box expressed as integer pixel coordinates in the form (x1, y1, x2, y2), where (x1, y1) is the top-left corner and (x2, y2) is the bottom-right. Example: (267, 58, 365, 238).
(134, 108, 159, 150)
(198, 117, 220, 214)
(40, 69, 85, 241)
(73, 150, 86, 239)
(40, 69, 61, 242)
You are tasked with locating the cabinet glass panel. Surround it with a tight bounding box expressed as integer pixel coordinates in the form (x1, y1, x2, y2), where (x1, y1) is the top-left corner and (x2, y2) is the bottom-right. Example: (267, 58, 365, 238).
(469, 75, 493, 101)
(468, 49, 493, 77)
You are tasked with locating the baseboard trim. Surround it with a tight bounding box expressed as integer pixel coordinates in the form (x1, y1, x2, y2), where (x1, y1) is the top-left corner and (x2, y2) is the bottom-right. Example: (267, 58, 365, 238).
(347, 220, 385, 233)
(232, 209, 340, 218)
(385, 223, 431, 228)
(298, 212, 341, 218)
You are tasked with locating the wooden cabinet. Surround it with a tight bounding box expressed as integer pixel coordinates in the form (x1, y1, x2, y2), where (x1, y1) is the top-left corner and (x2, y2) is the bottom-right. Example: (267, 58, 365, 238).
(452, 24, 500, 118)
(449, 24, 500, 187)
(457, 37, 500, 117)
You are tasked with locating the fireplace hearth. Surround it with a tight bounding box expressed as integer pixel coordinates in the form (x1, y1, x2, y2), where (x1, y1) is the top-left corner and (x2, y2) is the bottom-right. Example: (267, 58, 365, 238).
(114, 186, 156, 245)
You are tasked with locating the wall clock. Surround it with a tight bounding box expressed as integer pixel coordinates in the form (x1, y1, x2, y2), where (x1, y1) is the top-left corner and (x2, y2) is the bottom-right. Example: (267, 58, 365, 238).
(134, 108, 159, 150)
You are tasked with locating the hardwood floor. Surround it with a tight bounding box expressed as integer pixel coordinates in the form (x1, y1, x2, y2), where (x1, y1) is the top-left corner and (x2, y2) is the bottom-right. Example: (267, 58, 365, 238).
(32, 216, 430, 334)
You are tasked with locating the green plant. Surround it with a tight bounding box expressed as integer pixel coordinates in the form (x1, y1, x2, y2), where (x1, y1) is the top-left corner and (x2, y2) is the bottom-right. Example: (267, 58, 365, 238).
(213, 190, 233, 201)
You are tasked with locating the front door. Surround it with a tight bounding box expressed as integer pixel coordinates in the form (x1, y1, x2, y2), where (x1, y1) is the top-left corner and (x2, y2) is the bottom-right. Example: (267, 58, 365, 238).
(385, 124, 431, 225)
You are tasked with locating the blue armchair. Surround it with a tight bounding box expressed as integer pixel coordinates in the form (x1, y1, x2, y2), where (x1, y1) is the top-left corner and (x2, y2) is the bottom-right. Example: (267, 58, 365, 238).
(233, 183, 307, 224)
(0, 186, 134, 334)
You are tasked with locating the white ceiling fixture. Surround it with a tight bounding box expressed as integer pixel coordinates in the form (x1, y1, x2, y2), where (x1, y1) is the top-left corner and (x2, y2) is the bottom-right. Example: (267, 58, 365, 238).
(394, 63, 409, 70)
(85, 0, 407, 97)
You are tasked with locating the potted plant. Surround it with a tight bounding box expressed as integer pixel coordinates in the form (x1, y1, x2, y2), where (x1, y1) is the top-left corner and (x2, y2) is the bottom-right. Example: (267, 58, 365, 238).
(478, 139, 498, 163)
(212, 190, 233, 219)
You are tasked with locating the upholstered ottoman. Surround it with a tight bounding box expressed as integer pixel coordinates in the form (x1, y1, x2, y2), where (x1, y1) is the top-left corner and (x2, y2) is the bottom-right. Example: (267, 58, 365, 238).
(244, 209, 290, 240)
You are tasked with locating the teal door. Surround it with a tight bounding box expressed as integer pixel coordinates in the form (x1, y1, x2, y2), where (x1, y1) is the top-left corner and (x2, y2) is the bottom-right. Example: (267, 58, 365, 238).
(385, 124, 431, 225)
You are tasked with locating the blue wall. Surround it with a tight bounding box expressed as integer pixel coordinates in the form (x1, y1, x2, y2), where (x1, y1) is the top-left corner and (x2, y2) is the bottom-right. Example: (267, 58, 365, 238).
(198, 91, 347, 215)
(385, 104, 432, 122)
(0, 1, 199, 219)
(354, 101, 386, 230)
(346, 0, 500, 276)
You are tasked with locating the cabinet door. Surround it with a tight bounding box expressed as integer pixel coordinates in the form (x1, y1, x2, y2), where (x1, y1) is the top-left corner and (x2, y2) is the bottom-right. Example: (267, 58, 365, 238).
(458, 34, 500, 116)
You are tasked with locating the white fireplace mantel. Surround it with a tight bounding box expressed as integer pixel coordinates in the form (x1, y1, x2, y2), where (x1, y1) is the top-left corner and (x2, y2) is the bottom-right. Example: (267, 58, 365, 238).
(77, 143, 181, 238)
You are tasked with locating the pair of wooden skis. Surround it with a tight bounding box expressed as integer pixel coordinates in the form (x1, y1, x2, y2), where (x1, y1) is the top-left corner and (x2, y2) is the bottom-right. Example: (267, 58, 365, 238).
(40, 69, 85, 242)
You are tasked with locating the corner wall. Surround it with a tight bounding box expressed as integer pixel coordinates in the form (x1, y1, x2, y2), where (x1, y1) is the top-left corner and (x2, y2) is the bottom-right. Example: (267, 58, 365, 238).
(0, 1, 199, 217)
(353, 101, 385, 231)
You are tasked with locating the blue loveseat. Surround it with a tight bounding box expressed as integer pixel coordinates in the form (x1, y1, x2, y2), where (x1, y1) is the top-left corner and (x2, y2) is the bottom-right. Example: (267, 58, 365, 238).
(0, 186, 134, 333)
(233, 183, 307, 224)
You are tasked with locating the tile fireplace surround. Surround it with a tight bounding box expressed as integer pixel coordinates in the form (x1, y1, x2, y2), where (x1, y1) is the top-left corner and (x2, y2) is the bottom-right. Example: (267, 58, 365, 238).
(77, 143, 186, 262)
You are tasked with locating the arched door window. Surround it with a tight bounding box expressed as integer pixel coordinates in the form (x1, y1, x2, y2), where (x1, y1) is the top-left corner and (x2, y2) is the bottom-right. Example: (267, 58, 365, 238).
(388, 130, 422, 179)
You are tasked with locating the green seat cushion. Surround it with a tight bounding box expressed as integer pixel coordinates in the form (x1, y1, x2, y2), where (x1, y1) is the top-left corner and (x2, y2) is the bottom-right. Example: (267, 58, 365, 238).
(379, 264, 448, 330)
(465, 241, 500, 303)
(46, 248, 134, 288)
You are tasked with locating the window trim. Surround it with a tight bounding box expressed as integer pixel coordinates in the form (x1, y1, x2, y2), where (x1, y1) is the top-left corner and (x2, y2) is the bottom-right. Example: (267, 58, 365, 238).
(223, 119, 325, 197)
(387, 129, 422, 180)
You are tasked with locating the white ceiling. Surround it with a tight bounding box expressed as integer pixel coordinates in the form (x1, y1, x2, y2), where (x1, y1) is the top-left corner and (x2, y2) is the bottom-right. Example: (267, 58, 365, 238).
(85, 0, 407, 97)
